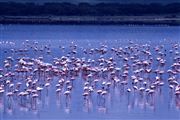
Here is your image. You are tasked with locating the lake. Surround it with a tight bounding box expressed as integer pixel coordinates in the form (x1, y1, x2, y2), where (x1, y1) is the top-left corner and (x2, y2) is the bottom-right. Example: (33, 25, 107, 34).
(0, 25, 180, 120)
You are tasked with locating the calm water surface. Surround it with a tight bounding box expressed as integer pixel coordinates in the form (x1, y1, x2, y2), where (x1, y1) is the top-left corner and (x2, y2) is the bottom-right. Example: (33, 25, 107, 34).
(0, 25, 180, 120)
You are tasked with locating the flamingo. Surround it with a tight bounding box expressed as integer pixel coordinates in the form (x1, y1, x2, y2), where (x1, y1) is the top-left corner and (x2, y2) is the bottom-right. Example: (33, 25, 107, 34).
(32, 93, 38, 109)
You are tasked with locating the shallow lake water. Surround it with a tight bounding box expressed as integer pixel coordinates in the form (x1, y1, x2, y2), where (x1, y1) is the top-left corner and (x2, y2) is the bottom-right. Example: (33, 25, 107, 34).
(0, 25, 180, 120)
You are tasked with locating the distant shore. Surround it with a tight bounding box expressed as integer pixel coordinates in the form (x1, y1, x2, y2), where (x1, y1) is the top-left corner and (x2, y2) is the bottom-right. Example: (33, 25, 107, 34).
(0, 16, 180, 25)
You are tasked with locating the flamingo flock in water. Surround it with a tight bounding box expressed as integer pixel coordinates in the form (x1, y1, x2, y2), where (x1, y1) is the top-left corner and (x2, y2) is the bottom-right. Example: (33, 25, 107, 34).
(0, 40, 179, 114)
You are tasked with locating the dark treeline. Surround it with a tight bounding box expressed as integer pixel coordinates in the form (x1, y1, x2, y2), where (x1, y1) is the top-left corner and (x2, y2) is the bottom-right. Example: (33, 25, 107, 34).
(0, 2, 180, 16)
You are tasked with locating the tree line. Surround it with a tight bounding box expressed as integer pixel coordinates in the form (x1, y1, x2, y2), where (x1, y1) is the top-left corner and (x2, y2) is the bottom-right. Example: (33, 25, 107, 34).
(0, 2, 179, 16)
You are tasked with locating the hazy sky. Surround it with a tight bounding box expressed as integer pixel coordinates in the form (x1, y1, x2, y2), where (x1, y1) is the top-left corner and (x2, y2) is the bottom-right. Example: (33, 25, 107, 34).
(0, 0, 179, 4)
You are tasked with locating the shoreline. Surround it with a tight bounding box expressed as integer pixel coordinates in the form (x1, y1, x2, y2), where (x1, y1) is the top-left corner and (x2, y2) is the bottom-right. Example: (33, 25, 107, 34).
(0, 16, 180, 26)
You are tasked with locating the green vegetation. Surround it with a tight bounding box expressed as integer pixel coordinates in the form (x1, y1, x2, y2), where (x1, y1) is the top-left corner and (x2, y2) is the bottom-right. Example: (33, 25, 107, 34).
(0, 2, 179, 16)
(0, 2, 179, 25)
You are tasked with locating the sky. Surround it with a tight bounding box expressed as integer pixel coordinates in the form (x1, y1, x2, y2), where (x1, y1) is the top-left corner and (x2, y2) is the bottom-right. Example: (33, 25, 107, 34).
(0, 0, 179, 4)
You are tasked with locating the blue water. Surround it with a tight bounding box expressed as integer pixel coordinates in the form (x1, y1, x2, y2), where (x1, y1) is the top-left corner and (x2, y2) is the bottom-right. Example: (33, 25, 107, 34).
(0, 25, 180, 120)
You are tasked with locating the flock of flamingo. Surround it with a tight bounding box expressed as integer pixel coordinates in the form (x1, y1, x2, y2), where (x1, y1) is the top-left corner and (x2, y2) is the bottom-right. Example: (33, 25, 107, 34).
(0, 40, 179, 115)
